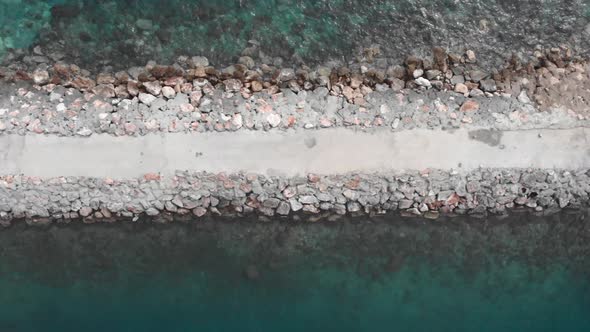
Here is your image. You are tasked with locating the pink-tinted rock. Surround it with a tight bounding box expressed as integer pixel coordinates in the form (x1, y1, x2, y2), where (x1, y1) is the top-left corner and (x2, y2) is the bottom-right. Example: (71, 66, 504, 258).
(459, 100, 480, 112)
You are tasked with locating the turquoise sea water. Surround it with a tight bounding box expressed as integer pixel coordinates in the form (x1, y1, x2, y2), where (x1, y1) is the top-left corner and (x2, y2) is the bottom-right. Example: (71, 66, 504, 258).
(2, 0, 590, 69)
(0, 214, 589, 331)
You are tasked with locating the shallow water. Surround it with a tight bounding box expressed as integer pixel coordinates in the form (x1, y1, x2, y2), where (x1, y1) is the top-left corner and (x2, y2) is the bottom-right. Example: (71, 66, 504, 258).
(0, 213, 589, 331)
(1, 0, 589, 69)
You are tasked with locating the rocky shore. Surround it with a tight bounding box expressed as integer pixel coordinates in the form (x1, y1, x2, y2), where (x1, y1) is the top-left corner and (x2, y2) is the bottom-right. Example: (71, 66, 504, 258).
(1, 47, 589, 136)
(1, 168, 589, 225)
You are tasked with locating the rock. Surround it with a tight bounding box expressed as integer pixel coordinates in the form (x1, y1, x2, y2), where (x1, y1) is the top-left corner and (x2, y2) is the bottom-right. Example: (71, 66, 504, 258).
(278, 68, 295, 82)
(276, 201, 291, 215)
(430, 80, 443, 90)
(469, 70, 486, 82)
(469, 88, 484, 97)
(350, 75, 363, 89)
(283, 187, 297, 199)
(189, 56, 209, 68)
(451, 75, 465, 85)
(343, 189, 360, 201)
(56, 103, 67, 112)
(115, 85, 130, 98)
(413, 69, 424, 78)
(232, 114, 243, 129)
(127, 81, 139, 96)
(518, 91, 531, 104)
(466, 50, 476, 63)
(79, 207, 93, 217)
(138, 93, 157, 105)
(32, 69, 49, 85)
(180, 103, 195, 113)
(425, 69, 442, 80)
(143, 81, 162, 95)
(390, 78, 405, 91)
(251, 81, 263, 92)
(289, 198, 303, 212)
(415, 77, 431, 88)
(299, 195, 319, 204)
(387, 65, 406, 79)
(124, 123, 137, 134)
(347, 202, 361, 212)
(192, 207, 207, 217)
(93, 84, 115, 98)
(432, 46, 448, 72)
(224, 79, 243, 93)
(189, 90, 202, 106)
(161, 86, 176, 99)
(459, 100, 480, 112)
(70, 76, 96, 90)
(479, 79, 497, 92)
(76, 128, 93, 136)
(267, 113, 281, 127)
(263, 198, 281, 209)
(454, 83, 469, 95)
(49, 92, 62, 102)
(145, 208, 159, 216)
(97, 73, 116, 85)
(316, 193, 333, 202)
(238, 56, 255, 69)
(399, 199, 414, 209)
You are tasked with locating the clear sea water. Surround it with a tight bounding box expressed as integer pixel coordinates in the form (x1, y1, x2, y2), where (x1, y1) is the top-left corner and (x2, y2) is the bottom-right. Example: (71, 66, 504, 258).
(2, 0, 589, 69)
(0, 213, 589, 331)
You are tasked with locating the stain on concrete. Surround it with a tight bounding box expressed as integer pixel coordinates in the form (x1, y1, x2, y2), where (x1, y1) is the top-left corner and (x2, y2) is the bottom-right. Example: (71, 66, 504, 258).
(468, 129, 503, 147)
(304, 137, 317, 149)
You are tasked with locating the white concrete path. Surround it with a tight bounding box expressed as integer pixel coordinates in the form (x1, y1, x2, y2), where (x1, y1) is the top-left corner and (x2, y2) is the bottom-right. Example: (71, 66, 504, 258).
(0, 128, 589, 178)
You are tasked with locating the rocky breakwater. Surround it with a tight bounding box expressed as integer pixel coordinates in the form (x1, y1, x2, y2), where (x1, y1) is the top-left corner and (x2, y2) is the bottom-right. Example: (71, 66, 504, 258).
(1, 46, 590, 136)
(0, 169, 589, 225)
(1, 47, 590, 223)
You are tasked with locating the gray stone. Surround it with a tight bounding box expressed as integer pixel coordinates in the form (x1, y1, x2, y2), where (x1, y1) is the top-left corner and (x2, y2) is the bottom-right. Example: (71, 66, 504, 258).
(79, 207, 93, 217)
(145, 207, 159, 216)
(263, 197, 281, 209)
(278, 68, 296, 82)
(469, 70, 487, 82)
(289, 198, 303, 212)
(276, 201, 291, 215)
(518, 91, 531, 104)
(299, 195, 319, 204)
(193, 207, 207, 217)
(347, 202, 361, 212)
(162, 86, 176, 99)
(189, 56, 209, 68)
(451, 75, 465, 85)
(138, 93, 157, 105)
(398, 199, 414, 209)
(480, 79, 497, 92)
(415, 77, 431, 88)
(316, 193, 334, 202)
(425, 70, 442, 80)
